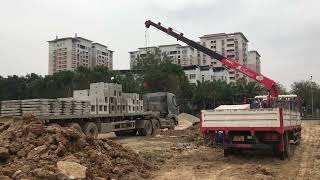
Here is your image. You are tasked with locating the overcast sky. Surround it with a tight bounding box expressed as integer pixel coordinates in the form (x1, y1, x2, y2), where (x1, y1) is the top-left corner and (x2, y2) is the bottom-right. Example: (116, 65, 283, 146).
(0, 0, 319, 89)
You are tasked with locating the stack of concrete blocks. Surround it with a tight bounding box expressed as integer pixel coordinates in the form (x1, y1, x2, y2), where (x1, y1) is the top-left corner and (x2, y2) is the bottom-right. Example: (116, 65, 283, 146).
(0, 100, 22, 117)
(21, 99, 57, 116)
(72, 82, 143, 115)
(73, 90, 90, 101)
(106, 83, 122, 114)
(58, 98, 73, 115)
(138, 99, 144, 112)
(89, 82, 123, 115)
(57, 98, 90, 115)
(122, 93, 143, 113)
(122, 93, 134, 113)
(71, 90, 91, 115)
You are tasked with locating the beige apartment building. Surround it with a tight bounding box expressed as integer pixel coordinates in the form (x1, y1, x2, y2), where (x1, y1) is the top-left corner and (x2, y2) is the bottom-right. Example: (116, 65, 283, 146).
(129, 44, 196, 69)
(129, 32, 260, 83)
(198, 32, 249, 82)
(248, 50, 261, 73)
(48, 35, 113, 75)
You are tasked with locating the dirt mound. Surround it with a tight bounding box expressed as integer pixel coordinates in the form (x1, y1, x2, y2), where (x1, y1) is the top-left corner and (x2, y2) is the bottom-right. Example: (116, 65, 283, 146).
(160, 124, 202, 145)
(0, 114, 152, 179)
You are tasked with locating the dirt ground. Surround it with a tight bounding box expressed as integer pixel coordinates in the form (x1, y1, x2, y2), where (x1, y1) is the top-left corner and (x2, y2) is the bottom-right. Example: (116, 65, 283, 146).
(112, 120, 320, 180)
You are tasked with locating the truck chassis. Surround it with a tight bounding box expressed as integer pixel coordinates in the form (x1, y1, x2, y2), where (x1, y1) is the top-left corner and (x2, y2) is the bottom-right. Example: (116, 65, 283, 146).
(39, 111, 176, 138)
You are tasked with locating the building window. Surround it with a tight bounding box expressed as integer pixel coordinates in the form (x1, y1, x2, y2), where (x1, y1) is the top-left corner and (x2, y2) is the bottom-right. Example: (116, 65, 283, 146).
(227, 44, 234, 47)
(114, 90, 116, 96)
(189, 74, 196, 79)
(79, 45, 85, 49)
(99, 105, 103, 111)
(169, 51, 177, 54)
(104, 106, 107, 111)
(105, 97, 108, 103)
(91, 106, 95, 112)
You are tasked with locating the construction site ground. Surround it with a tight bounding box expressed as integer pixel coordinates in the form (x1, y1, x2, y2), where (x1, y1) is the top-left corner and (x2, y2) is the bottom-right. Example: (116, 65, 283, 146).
(109, 119, 320, 180)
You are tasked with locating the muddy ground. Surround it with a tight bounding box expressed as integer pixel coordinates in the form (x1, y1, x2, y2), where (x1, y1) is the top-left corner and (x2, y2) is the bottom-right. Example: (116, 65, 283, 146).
(111, 120, 320, 180)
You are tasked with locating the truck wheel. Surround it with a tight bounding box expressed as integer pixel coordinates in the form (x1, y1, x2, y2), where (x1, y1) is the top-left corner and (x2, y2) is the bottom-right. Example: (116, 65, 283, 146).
(168, 119, 175, 130)
(83, 122, 98, 138)
(152, 120, 160, 135)
(67, 123, 82, 133)
(138, 120, 153, 136)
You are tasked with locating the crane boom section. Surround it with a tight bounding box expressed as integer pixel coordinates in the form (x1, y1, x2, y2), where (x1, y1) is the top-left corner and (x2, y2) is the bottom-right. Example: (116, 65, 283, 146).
(145, 20, 279, 97)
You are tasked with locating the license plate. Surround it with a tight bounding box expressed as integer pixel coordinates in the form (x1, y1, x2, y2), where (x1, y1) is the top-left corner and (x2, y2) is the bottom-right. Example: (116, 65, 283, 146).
(233, 136, 244, 141)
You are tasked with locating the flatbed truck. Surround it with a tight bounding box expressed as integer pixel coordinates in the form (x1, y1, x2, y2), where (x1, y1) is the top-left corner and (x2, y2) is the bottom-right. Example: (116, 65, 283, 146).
(16, 92, 178, 138)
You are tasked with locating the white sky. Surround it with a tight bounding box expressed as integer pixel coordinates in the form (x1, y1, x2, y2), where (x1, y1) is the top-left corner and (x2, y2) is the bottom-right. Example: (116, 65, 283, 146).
(0, 0, 319, 89)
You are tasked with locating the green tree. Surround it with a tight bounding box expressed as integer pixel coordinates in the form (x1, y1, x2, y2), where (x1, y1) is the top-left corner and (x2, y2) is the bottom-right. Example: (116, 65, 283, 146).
(291, 80, 320, 116)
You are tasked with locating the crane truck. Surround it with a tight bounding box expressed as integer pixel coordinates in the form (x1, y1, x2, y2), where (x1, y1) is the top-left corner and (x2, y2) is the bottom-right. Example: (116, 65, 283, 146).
(145, 20, 301, 160)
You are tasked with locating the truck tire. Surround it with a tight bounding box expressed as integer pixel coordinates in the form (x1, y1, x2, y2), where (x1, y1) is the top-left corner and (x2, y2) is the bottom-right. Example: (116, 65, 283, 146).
(152, 120, 160, 135)
(138, 120, 153, 136)
(82, 122, 98, 138)
(168, 119, 175, 130)
(67, 123, 83, 133)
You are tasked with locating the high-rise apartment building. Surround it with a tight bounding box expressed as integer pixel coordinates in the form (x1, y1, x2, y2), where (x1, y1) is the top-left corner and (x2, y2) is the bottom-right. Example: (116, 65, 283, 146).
(198, 32, 249, 82)
(48, 35, 113, 75)
(129, 44, 196, 69)
(129, 32, 259, 83)
(248, 50, 261, 73)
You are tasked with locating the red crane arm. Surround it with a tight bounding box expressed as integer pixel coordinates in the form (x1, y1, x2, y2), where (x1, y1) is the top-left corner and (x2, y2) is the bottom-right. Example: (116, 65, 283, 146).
(145, 20, 279, 97)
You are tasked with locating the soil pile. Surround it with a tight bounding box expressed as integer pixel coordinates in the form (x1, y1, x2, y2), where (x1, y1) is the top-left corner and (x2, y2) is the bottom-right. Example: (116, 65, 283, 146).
(0, 114, 152, 180)
(161, 123, 202, 145)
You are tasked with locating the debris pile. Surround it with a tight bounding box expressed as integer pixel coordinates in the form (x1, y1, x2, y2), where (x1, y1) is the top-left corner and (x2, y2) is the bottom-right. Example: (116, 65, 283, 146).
(0, 114, 152, 179)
